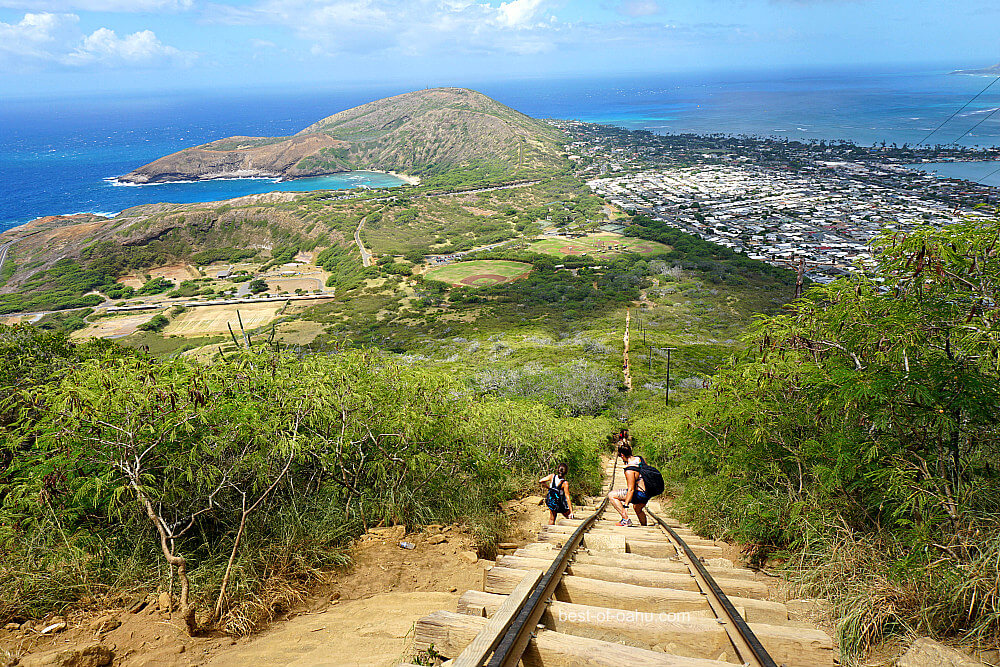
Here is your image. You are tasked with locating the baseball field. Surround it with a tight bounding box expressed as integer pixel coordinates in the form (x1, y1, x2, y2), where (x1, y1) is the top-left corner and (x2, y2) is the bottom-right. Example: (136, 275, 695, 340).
(424, 260, 532, 287)
(528, 234, 669, 257)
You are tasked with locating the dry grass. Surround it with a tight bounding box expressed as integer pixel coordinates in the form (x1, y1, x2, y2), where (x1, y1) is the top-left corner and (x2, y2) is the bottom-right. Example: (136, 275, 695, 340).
(71, 312, 157, 339)
(784, 526, 1000, 664)
(164, 303, 283, 337)
(120, 263, 200, 287)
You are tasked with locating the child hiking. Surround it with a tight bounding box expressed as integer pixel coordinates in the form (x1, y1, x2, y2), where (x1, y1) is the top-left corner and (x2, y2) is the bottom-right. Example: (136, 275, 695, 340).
(607, 442, 663, 526)
(539, 463, 575, 525)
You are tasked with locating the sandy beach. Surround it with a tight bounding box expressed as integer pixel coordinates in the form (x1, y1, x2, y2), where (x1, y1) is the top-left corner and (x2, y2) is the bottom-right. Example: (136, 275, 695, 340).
(383, 170, 421, 186)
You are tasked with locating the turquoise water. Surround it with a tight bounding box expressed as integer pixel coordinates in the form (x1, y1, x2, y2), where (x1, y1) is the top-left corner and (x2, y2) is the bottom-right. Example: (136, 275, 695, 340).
(103, 170, 406, 209)
(908, 161, 1000, 186)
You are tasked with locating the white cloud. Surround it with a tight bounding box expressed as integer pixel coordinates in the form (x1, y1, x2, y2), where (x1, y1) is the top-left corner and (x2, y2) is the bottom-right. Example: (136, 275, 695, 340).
(616, 0, 662, 17)
(0, 11, 193, 69)
(0, 12, 79, 62)
(497, 0, 544, 27)
(207, 0, 557, 57)
(0, 0, 192, 11)
(65, 27, 189, 64)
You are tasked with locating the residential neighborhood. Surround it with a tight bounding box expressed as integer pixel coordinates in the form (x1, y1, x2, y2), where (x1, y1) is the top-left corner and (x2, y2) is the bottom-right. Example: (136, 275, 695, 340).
(556, 120, 998, 283)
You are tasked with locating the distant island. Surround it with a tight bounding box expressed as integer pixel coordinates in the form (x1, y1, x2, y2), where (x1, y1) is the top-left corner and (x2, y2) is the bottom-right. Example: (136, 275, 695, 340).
(119, 87, 564, 184)
(950, 63, 1000, 77)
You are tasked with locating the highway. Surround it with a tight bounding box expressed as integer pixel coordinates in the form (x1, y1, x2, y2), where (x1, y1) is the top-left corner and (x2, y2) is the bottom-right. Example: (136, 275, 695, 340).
(0, 239, 15, 278)
(355, 215, 374, 267)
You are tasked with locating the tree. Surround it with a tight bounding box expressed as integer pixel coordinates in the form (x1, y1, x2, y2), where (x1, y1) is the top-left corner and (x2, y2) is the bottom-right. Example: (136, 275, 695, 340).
(249, 279, 268, 294)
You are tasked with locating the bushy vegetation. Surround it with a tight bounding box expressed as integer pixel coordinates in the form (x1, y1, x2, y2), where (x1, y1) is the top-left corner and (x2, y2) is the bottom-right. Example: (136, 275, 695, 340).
(637, 218, 1000, 658)
(260, 245, 300, 271)
(81, 238, 189, 277)
(34, 308, 93, 333)
(472, 361, 621, 416)
(191, 247, 259, 265)
(627, 215, 796, 285)
(0, 326, 605, 635)
(447, 252, 647, 324)
(316, 244, 374, 291)
(0, 259, 109, 314)
(136, 276, 174, 296)
(100, 282, 134, 300)
(137, 313, 169, 332)
(167, 279, 215, 299)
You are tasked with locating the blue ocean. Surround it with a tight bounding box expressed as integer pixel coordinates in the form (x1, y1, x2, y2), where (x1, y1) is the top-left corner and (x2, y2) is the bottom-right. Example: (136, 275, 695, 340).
(2, 65, 999, 234)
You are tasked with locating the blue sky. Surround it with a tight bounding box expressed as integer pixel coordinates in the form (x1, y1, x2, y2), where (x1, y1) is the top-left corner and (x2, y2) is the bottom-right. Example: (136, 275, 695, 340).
(1, 0, 998, 98)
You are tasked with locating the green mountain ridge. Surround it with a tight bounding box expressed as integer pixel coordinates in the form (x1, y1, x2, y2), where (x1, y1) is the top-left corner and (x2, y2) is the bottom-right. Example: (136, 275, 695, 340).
(119, 88, 566, 184)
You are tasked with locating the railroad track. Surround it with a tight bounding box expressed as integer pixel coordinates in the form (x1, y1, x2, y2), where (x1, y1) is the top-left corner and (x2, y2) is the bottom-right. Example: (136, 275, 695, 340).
(404, 461, 834, 667)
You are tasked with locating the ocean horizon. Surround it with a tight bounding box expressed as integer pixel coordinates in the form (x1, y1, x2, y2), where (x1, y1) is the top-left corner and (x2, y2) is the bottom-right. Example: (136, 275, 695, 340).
(2, 65, 999, 234)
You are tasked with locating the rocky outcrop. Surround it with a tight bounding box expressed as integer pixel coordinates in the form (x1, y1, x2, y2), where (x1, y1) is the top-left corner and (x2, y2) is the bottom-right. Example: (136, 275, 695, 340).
(896, 637, 984, 667)
(120, 134, 348, 184)
(15, 642, 113, 667)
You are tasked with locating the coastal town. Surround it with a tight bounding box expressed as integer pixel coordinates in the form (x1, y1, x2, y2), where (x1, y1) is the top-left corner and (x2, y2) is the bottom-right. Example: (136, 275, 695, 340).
(556, 120, 999, 283)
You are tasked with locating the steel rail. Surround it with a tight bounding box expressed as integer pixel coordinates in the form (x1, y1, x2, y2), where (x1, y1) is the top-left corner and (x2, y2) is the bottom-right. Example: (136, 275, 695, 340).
(485, 495, 610, 667)
(485, 456, 618, 666)
(647, 508, 778, 667)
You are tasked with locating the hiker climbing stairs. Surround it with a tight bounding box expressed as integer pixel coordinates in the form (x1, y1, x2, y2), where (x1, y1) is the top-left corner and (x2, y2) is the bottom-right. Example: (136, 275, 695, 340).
(403, 459, 836, 667)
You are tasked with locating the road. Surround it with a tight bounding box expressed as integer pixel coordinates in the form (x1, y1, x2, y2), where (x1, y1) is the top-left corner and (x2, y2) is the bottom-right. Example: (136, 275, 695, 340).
(355, 215, 373, 267)
(0, 239, 16, 278)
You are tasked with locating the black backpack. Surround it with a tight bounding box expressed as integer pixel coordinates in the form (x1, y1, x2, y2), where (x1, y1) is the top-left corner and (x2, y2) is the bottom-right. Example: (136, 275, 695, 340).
(545, 476, 569, 513)
(635, 457, 664, 498)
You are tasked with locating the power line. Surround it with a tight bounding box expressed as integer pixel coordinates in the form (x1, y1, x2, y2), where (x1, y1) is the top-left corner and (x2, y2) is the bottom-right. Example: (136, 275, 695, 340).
(951, 105, 1000, 145)
(916, 75, 1000, 146)
(981, 162, 1000, 185)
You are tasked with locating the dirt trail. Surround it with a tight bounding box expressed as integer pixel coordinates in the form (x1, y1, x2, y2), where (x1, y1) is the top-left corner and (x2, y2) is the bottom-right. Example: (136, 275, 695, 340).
(204, 593, 456, 667)
(0, 522, 499, 667)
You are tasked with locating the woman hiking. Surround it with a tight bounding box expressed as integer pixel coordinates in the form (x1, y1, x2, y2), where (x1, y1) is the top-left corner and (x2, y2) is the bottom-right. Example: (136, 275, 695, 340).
(608, 442, 650, 526)
(539, 463, 575, 525)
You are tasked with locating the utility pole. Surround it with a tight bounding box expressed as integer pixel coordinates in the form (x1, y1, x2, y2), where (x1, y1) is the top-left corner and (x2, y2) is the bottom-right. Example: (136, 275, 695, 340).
(663, 347, 677, 406)
(794, 256, 805, 300)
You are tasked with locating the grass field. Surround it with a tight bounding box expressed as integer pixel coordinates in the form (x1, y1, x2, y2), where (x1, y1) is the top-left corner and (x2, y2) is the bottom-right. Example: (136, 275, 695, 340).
(163, 302, 284, 337)
(424, 260, 532, 287)
(72, 312, 157, 339)
(528, 234, 670, 257)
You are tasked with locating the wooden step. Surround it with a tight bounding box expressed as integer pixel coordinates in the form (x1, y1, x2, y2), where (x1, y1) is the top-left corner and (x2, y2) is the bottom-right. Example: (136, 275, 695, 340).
(548, 523, 666, 537)
(486, 566, 788, 624)
(496, 555, 769, 599)
(415, 610, 734, 666)
(545, 523, 721, 548)
(537, 530, 689, 558)
(457, 591, 834, 667)
(561, 516, 684, 529)
(549, 526, 722, 549)
(513, 546, 761, 582)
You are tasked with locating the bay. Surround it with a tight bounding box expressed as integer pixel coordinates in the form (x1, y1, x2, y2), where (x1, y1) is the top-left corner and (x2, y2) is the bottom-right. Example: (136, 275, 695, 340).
(2, 65, 999, 234)
(908, 160, 1000, 186)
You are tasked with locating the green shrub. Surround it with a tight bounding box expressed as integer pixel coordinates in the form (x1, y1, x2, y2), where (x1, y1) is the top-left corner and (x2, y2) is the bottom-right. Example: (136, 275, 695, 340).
(137, 313, 169, 332)
(136, 277, 173, 296)
(0, 336, 605, 633)
(655, 218, 1000, 656)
